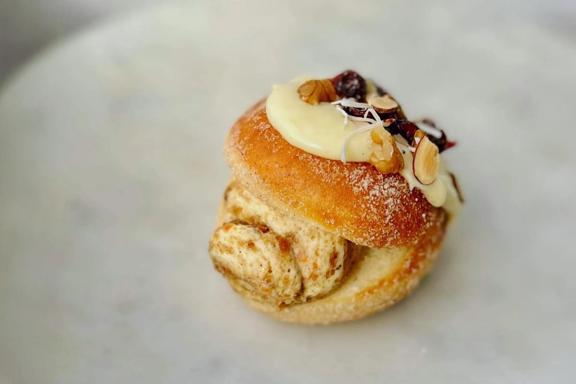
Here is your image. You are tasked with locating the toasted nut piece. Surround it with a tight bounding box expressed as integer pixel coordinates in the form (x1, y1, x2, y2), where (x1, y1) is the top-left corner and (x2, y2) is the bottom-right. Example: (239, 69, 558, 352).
(371, 126, 385, 144)
(413, 136, 440, 185)
(367, 94, 398, 112)
(369, 127, 404, 174)
(394, 133, 409, 146)
(298, 79, 338, 105)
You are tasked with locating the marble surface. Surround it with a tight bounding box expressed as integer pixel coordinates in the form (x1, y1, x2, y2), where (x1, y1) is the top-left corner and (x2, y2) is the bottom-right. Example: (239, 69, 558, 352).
(0, 0, 575, 383)
(0, 0, 163, 86)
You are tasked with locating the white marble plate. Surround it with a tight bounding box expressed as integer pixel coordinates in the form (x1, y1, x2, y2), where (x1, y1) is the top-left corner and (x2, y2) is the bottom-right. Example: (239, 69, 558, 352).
(1, 1, 575, 383)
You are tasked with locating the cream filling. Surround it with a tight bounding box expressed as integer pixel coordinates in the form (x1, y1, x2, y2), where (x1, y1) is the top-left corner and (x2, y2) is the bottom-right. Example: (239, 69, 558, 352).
(266, 78, 461, 216)
(399, 147, 461, 217)
(266, 79, 372, 162)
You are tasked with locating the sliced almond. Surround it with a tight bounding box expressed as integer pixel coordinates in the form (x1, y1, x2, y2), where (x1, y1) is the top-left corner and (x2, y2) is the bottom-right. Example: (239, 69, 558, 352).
(413, 136, 439, 185)
(369, 127, 404, 174)
(413, 129, 427, 143)
(394, 134, 409, 146)
(365, 80, 379, 97)
(297, 79, 338, 105)
(367, 94, 398, 112)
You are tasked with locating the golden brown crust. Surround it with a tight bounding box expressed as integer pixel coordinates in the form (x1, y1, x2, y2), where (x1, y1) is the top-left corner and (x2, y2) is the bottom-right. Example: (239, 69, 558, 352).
(245, 213, 446, 324)
(225, 100, 446, 248)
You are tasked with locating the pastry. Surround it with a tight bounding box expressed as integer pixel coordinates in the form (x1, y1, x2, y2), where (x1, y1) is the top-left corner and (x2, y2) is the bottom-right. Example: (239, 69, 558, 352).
(209, 70, 463, 324)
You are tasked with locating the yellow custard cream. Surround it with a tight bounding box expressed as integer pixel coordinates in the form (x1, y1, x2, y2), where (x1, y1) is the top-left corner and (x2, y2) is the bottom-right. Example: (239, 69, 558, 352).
(266, 79, 372, 162)
(266, 78, 461, 215)
(399, 149, 461, 215)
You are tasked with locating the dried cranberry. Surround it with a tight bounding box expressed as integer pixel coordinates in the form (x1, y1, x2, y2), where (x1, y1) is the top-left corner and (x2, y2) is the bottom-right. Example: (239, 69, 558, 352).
(417, 119, 456, 152)
(381, 119, 399, 135)
(378, 108, 404, 122)
(419, 118, 437, 128)
(342, 106, 366, 117)
(444, 140, 457, 151)
(332, 70, 367, 101)
(425, 130, 456, 152)
(345, 106, 403, 122)
(343, 106, 403, 123)
(429, 131, 447, 151)
(395, 120, 419, 143)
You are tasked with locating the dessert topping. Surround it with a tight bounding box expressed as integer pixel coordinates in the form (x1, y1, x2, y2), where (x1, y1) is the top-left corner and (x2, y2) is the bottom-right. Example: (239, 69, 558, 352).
(369, 126, 404, 174)
(412, 135, 440, 185)
(416, 118, 456, 152)
(297, 79, 338, 105)
(331, 70, 367, 101)
(367, 94, 399, 113)
(265, 72, 462, 215)
(331, 98, 387, 163)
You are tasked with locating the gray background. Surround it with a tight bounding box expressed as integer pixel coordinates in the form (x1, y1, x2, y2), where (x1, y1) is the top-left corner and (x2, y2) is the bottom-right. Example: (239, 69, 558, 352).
(0, 0, 162, 86)
(1, 0, 576, 88)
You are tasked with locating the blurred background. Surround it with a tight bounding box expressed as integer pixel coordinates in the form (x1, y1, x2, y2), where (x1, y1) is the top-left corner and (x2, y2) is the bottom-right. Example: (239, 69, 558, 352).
(0, 0, 162, 86)
(1, 0, 575, 87)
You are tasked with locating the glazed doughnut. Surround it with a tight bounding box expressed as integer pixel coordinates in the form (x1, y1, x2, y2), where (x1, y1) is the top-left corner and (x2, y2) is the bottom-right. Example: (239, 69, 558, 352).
(208, 71, 461, 324)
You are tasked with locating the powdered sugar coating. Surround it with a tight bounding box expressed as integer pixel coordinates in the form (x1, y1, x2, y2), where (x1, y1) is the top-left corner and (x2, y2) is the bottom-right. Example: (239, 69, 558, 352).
(225, 101, 446, 248)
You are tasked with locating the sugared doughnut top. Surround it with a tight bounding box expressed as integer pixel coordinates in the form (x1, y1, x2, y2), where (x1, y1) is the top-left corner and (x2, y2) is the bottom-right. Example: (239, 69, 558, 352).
(226, 101, 448, 248)
(266, 70, 463, 213)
